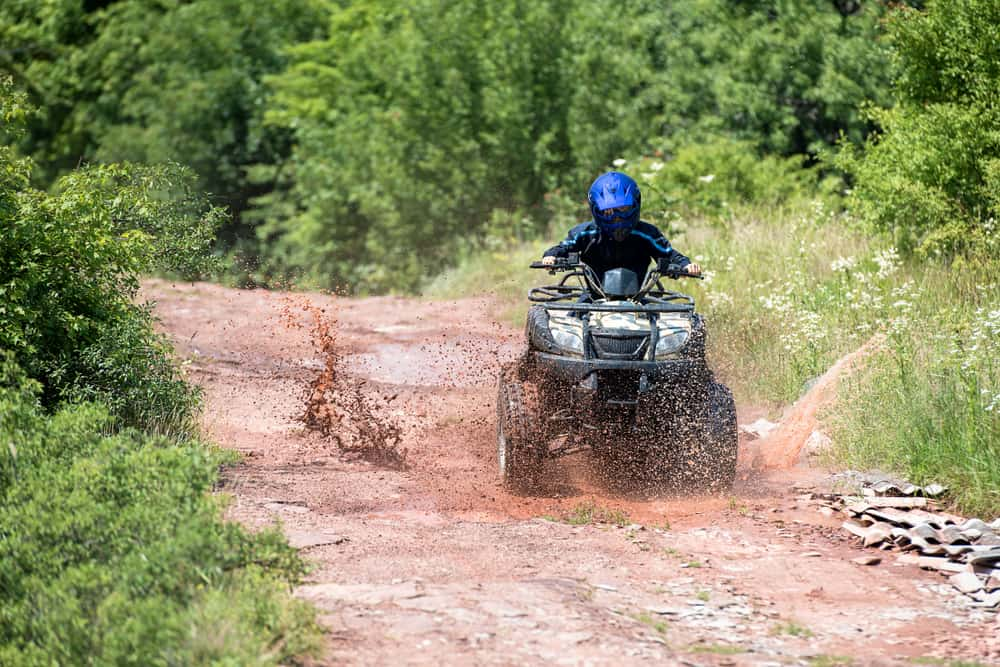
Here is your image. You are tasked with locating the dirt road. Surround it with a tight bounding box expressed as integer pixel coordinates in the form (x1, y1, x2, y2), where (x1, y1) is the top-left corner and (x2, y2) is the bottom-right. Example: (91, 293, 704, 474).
(147, 280, 996, 666)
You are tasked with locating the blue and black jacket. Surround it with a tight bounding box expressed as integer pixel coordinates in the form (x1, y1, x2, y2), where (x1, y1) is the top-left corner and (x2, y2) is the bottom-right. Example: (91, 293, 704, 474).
(542, 220, 691, 283)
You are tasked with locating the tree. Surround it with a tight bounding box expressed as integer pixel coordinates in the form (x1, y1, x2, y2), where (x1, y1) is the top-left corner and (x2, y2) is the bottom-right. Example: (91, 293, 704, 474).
(259, 0, 903, 290)
(0, 0, 327, 246)
(836, 0, 1000, 255)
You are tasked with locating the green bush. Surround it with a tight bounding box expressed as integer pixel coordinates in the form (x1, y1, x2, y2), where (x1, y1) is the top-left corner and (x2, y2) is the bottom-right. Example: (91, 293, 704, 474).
(0, 79, 222, 431)
(0, 360, 319, 664)
(621, 138, 815, 224)
(1, 79, 319, 664)
(836, 0, 1000, 256)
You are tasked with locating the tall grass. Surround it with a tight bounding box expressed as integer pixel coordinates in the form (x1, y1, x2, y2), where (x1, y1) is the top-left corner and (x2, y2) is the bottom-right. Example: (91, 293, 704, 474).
(828, 277, 1000, 517)
(424, 202, 1000, 515)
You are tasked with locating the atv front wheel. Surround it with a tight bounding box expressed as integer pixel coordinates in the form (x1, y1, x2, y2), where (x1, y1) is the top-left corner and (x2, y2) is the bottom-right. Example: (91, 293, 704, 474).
(497, 373, 543, 492)
(643, 380, 738, 492)
(686, 381, 738, 491)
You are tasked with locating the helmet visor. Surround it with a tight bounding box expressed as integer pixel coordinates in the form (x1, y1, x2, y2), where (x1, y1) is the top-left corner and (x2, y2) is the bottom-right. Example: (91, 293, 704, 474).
(594, 204, 637, 223)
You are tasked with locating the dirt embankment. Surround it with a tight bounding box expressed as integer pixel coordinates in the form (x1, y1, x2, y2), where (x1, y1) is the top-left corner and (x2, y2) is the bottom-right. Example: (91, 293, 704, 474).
(146, 280, 996, 667)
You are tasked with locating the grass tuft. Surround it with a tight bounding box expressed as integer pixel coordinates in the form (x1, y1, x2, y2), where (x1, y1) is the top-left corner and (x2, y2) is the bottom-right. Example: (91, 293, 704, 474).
(551, 500, 631, 527)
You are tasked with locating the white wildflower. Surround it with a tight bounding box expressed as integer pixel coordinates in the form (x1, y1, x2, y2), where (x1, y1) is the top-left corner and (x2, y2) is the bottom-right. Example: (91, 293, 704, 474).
(874, 247, 901, 279)
(698, 174, 715, 183)
(612, 158, 627, 168)
(650, 161, 665, 172)
(830, 256, 856, 273)
(708, 291, 734, 309)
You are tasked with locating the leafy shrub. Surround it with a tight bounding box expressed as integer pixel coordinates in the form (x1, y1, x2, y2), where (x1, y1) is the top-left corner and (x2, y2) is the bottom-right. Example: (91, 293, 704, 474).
(1, 80, 319, 664)
(836, 0, 1000, 256)
(623, 138, 815, 223)
(0, 362, 319, 665)
(0, 79, 222, 430)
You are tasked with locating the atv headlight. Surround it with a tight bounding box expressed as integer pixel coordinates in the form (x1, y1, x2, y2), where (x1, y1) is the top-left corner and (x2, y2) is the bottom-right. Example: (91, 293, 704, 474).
(551, 328, 584, 355)
(655, 330, 689, 357)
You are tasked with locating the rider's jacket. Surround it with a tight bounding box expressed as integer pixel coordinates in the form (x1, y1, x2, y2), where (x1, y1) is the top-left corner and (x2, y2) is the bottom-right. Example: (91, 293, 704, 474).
(542, 220, 691, 283)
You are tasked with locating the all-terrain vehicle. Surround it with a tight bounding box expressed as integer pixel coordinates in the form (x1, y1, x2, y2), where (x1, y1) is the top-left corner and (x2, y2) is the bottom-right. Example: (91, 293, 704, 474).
(497, 254, 737, 492)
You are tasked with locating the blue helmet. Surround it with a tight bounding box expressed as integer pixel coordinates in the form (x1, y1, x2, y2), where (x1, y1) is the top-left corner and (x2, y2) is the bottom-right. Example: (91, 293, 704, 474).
(588, 171, 641, 238)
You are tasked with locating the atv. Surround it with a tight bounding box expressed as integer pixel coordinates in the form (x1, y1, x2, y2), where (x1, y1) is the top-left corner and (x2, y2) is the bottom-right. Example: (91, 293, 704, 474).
(497, 253, 737, 492)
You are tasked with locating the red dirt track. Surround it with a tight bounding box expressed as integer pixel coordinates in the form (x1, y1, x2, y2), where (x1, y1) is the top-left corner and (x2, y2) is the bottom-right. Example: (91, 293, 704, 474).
(147, 280, 996, 666)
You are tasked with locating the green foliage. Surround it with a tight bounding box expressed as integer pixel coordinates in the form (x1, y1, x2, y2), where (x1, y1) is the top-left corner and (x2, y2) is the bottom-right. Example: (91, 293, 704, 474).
(0, 79, 221, 429)
(0, 366, 319, 665)
(836, 0, 1000, 256)
(1, 0, 328, 242)
(4, 1, 924, 291)
(0, 80, 318, 664)
(257, 0, 900, 291)
(649, 0, 902, 156)
(622, 138, 815, 224)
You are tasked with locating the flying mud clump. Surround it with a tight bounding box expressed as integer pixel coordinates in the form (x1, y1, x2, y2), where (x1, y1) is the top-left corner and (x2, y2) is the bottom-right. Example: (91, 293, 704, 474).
(285, 298, 407, 470)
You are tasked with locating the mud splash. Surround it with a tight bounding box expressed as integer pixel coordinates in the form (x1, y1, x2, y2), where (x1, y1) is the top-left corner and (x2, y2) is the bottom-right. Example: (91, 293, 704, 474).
(752, 335, 884, 469)
(282, 297, 407, 470)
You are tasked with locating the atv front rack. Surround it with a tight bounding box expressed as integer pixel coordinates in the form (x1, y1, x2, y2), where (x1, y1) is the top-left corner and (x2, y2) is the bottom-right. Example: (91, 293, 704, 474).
(541, 301, 693, 313)
(527, 257, 696, 313)
(528, 282, 695, 313)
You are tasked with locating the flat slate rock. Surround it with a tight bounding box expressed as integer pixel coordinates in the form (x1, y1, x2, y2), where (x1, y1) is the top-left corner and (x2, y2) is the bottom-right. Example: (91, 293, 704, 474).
(949, 571, 983, 594)
(286, 530, 348, 549)
(851, 556, 882, 566)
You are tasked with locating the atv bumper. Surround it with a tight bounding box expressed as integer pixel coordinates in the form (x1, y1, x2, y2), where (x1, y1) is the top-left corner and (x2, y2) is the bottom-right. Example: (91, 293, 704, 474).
(533, 351, 699, 385)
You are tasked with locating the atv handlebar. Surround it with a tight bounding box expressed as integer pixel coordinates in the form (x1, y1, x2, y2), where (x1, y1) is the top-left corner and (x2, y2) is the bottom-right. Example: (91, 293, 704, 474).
(530, 256, 703, 280)
(530, 252, 582, 272)
(656, 259, 704, 281)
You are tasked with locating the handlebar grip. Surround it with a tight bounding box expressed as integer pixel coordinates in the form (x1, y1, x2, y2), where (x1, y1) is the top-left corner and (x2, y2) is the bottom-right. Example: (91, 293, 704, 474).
(530, 257, 579, 269)
(658, 260, 704, 280)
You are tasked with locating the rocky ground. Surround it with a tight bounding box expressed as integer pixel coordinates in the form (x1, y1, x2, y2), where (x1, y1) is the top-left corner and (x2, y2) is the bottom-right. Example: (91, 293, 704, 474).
(146, 280, 998, 666)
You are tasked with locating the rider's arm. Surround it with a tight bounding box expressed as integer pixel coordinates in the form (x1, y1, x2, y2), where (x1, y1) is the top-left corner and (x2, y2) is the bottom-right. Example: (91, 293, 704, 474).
(542, 223, 598, 258)
(636, 222, 700, 274)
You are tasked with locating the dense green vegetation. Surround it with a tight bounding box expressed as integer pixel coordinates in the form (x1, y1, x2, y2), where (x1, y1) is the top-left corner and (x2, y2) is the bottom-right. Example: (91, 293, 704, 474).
(837, 0, 1000, 257)
(0, 81, 318, 663)
(1, 0, 328, 252)
(258, 0, 903, 289)
(4, 0, 910, 290)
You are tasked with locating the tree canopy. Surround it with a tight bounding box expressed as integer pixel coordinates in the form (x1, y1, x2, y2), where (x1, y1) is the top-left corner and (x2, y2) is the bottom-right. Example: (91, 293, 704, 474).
(3, 0, 957, 291)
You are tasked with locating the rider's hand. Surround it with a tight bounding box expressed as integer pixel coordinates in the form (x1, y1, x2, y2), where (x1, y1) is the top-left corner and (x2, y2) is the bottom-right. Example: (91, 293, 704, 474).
(685, 263, 702, 276)
(541, 256, 557, 266)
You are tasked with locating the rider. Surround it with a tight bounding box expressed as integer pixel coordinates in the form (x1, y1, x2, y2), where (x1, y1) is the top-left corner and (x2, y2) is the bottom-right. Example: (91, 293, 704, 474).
(541, 171, 701, 281)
